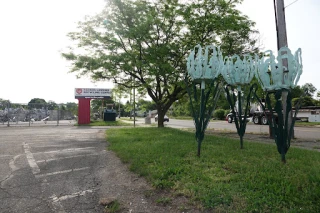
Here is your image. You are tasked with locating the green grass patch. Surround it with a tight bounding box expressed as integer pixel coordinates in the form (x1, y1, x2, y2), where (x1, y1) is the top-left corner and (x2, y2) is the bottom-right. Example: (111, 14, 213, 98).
(295, 122, 320, 127)
(170, 116, 193, 120)
(106, 127, 320, 212)
(104, 200, 121, 213)
(76, 120, 131, 126)
(171, 116, 221, 122)
(119, 117, 138, 121)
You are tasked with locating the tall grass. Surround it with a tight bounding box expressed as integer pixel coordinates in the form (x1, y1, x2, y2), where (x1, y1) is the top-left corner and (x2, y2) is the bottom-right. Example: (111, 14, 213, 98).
(106, 127, 320, 212)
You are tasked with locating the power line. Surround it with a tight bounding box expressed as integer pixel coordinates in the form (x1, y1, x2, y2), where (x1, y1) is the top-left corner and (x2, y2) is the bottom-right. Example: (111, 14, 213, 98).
(285, 0, 300, 9)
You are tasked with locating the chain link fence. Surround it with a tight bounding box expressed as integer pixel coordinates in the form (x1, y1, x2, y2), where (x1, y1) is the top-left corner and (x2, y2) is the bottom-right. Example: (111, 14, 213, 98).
(0, 102, 77, 127)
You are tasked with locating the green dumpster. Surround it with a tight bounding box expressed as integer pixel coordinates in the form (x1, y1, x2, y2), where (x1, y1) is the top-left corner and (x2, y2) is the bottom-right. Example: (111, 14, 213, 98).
(104, 109, 116, 121)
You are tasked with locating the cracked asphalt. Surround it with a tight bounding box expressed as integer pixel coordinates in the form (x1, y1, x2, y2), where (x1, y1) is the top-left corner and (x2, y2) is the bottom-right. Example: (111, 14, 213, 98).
(0, 126, 176, 213)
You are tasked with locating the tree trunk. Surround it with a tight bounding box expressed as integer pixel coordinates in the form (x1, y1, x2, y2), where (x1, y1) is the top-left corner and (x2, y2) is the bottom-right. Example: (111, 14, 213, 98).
(157, 107, 165, 128)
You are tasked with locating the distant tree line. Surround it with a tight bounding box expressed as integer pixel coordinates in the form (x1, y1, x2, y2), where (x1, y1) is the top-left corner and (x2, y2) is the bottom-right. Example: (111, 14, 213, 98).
(0, 98, 78, 116)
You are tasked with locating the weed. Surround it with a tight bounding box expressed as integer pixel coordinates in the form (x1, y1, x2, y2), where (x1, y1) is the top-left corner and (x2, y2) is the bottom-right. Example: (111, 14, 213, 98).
(156, 197, 172, 205)
(104, 200, 120, 213)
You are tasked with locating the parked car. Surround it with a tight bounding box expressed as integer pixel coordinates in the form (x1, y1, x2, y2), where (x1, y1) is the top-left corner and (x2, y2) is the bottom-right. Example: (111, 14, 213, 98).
(155, 114, 169, 122)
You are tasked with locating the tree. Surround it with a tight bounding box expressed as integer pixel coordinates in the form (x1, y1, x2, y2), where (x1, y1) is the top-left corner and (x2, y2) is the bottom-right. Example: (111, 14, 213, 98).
(28, 98, 47, 109)
(0, 99, 10, 110)
(292, 96, 315, 107)
(62, 0, 259, 127)
(291, 85, 304, 99)
(301, 83, 317, 97)
(136, 99, 156, 112)
(65, 102, 78, 115)
(123, 100, 132, 117)
(47, 100, 58, 110)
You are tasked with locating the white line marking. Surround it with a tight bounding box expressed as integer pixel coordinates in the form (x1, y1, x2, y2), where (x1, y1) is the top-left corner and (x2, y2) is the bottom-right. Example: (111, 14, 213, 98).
(9, 154, 21, 172)
(50, 189, 94, 202)
(0, 155, 14, 158)
(36, 153, 99, 163)
(23, 142, 40, 174)
(50, 194, 66, 213)
(35, 167, 90, 178)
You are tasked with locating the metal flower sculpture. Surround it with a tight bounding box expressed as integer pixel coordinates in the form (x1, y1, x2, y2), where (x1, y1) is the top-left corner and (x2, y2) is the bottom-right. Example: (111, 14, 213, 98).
(221, 54, 258, 149)
(254, 47, 303, 162)
(186, 44, 223, 156)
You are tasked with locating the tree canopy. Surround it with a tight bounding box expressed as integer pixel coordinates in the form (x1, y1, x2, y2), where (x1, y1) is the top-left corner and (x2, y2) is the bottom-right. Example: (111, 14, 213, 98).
(62, 0, 259, 127)
(28, 98, 47, 109)
(301, 83, 317, 97)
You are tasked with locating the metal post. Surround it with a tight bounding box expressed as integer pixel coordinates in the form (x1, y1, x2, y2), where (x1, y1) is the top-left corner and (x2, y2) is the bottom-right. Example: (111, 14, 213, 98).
(7, 102, 9, 127)
(129, 76, 132, 120)
(118, 99, 121, 118)
(57, 105, 60, 126)
(133, 78, 136, 127)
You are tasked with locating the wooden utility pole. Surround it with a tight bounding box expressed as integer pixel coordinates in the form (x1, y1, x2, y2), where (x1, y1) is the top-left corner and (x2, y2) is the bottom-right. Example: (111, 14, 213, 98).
(274, 0, 288, 50)
(274, 0, 293, 137)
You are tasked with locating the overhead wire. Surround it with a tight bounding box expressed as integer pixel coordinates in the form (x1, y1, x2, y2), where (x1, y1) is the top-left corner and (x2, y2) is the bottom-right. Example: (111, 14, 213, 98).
(285, 0, 300, 8)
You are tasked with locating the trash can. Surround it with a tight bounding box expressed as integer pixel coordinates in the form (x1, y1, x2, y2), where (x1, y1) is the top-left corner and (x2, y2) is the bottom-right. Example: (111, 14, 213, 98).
(104, 109, 116, 121)
(145, 117, 151, 124)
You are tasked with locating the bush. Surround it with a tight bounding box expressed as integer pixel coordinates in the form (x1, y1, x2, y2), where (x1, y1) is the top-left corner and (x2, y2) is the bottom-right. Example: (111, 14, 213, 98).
(213, 109, 226, 120)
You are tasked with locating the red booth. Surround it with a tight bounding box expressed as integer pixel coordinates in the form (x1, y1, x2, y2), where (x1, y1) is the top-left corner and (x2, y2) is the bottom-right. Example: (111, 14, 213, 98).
(75, 88, 112, 124)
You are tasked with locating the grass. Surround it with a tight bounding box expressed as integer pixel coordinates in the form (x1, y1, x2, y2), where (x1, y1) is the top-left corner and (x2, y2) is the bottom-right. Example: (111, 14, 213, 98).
(170, 116, 193, 120)
(106, 127, 320, 212)
(104, 200, 121, 213)
(295, 121, 320, 127)
(119, 117, 138, 121)
(156, 197, 172, 205)
(171, 116, 222, 122)
(76, 120, 131, 126)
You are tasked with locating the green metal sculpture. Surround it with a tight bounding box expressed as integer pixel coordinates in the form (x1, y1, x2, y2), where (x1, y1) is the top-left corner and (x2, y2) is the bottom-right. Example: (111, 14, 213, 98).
(255, 47, 303, 162)
(186, 44, 222, 156)
(186, 43, 303, 162)
(221, 55, 257, 149)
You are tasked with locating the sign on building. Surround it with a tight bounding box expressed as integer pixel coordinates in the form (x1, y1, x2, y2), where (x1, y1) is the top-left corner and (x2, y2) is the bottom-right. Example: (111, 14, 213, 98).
(74, 88, 112, 99)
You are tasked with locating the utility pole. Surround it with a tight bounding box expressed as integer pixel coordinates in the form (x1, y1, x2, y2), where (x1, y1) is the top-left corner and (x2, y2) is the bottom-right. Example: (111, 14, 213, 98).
(274, 0, 288, 50)
(274, 0, 293, 137)
(129, 76, 132, 120)
(133, 77, 136, 127)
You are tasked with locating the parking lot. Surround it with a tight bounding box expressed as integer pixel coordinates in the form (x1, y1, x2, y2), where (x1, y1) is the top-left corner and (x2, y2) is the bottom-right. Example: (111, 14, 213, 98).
(0, 126, 171, 213)
(0, 126, 111, 212)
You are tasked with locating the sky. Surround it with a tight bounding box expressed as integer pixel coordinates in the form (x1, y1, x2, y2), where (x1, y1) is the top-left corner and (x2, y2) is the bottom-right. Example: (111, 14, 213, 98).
(0, 0, 319, 104)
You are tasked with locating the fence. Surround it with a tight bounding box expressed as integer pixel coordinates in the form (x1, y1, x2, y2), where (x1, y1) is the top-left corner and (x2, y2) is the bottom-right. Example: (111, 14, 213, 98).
(0, 102, 77, 127)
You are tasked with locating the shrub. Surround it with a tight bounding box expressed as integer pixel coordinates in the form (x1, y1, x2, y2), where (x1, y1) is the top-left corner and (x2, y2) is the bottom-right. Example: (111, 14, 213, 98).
(213, 109, 226, 120)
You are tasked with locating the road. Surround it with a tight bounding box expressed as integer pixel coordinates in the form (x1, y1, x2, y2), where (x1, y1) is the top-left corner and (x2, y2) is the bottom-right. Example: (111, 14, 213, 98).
(142, 118, 320, 140)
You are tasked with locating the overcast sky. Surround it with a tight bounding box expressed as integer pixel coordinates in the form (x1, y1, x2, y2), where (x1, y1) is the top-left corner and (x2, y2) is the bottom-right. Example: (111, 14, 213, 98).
(0, 0, 318, 104)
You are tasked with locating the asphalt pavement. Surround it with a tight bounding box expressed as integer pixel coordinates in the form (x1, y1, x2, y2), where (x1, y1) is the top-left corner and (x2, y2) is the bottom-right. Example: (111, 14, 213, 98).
(132, 117, 320, 140)
(0, 126, 110, 212)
